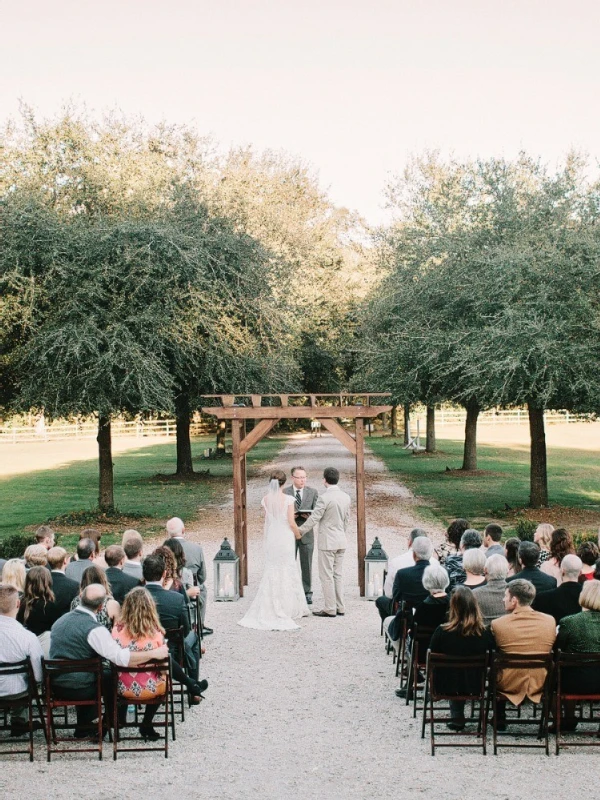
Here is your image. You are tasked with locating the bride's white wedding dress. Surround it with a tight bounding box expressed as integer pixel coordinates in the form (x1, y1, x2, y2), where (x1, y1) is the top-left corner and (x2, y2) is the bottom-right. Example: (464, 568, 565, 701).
(238, 481, 310, 631)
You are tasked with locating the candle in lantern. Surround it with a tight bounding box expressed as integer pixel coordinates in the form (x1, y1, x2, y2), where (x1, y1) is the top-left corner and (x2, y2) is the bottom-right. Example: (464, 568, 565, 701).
(367, 581, 374, 598)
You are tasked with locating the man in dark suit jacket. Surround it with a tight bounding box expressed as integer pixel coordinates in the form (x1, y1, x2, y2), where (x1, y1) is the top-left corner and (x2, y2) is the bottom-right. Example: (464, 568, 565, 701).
(104, 545, 141, 604)
(284, 466, 319, 603)
(533, 554, 583, 623)
(143, 553, 199, 683)
(47, 547, 79, 616)
(506, 541, 557, 594)
(388, 537, 433, 641)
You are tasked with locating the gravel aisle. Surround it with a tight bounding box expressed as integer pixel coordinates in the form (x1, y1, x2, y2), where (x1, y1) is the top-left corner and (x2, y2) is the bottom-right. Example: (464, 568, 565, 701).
(3, 434, 590, 799)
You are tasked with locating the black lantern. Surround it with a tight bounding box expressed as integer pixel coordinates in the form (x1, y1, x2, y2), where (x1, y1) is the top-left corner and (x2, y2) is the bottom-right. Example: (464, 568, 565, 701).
(364, 537, 388, 599)
(213, 538, 240, 601)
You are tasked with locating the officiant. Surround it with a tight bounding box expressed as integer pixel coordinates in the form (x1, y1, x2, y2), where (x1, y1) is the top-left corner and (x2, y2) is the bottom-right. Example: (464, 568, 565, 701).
(284, 466, 318, 604)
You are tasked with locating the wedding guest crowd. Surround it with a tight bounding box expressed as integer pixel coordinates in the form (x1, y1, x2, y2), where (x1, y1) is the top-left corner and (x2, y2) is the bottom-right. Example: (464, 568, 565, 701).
(0, 516, 210, 741)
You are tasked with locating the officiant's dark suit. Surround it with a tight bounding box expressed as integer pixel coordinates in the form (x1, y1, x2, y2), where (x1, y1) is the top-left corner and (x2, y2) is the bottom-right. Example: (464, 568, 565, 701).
(284, 476, 318, 601)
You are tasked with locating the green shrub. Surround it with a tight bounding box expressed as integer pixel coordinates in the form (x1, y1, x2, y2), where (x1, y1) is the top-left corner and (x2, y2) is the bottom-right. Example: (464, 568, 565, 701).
(0, 532, 37, 560)
(572, 531, 599, 549)
(512, 517, 536, 542)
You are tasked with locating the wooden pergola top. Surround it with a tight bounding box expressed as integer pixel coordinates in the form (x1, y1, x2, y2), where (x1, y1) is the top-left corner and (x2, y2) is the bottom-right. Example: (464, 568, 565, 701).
(201, 392, 391, 409)
(202, 405, 393, 420)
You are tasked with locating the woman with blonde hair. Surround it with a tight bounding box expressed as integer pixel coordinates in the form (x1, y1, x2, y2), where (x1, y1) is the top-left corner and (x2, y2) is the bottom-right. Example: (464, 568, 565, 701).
(1, 559, 26, 595)
(24, 544, 48, 568)
(71, 565, 120, 629)
(17, 566, 59, 656)
(534, 523, 554, 565)
(112, 587, 167, 741)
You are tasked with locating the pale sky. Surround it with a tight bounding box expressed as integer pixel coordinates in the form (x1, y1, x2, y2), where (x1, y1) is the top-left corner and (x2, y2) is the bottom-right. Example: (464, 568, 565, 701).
(2, 0, 599, 224)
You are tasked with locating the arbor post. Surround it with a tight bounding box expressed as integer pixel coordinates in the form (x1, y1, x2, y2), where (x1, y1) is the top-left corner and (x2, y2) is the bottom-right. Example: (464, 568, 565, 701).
(231, 419, 248, 594)
(355, 418, 366, 596)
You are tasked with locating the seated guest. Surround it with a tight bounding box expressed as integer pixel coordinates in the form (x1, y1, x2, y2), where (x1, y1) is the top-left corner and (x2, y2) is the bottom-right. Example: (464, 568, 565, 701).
(540, 528, 574, 586)
(163, 538, 199, 601)
(104, 545, 141, 604)
(17, 566, 60, 657)
(392, 536, 432, 610)
(384, 564, 449, 655)
(446, 529, 483, 588)
(555, 579, 600, 730)
(429, 587, 493, 731)
(50, 584, 168, 737)
(71, 566, 120, 631)
(490, 579, 556, 729)
(153, 546, 185, 596)
(122, 531, 144, 580)
(47, 547, 79, 614)
(65, 538, 99, 583)
(504, 537, 521, 577)
(165, 517, 210, 634)
(0, 585, 44, 737)
(472, 554, 509, 626)
(436, 518, 469, 566)
(483, 524, 504, 558)
(112, 587, 168, 741)
(459, 548, 486, 589)
(80, 528, 105, 566)
(2, 559, 26, 596)
(376, 529, 428, 621)
(143, 554, 201, 700)
(577, 541, 599, 581)
(533, 554, 583, 623)
(23, 545, 48, 569)
(534, 523, 554, 565)
(35, 525, 56, 550)
(506, 541, 557, 594)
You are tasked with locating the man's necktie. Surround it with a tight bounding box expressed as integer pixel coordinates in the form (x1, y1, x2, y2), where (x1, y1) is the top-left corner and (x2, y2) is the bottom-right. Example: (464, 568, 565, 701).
(295, 490, 302, 511)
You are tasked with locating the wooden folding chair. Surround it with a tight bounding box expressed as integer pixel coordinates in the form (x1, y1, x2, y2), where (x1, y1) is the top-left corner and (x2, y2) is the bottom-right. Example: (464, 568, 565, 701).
(421, 651, 489, 755)
(554, 650, 600, 754)
(111, 658, 172, 759)
(488, 652, 553, 755)
(0, 658, 46, 762)
(43, 657, 105, 761)
(405, 624, 437, 717)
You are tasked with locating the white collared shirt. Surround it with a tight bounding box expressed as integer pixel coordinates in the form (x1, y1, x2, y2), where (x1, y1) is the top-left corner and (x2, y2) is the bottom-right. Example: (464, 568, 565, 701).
(73, 607, 130, 667)
(0, 615, 43, 696)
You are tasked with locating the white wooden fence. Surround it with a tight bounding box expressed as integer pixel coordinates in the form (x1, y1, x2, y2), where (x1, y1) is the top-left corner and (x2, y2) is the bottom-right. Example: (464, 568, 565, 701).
(0, 418, 212, 444)
(410, 408, 591, 429)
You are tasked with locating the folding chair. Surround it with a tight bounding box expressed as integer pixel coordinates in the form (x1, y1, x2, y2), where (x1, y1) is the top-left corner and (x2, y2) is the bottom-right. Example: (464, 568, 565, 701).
(0, 658, 46, 762)
(165, 627, 187, 724)
(405, 624, 437, 717)
(488, 652, 553, 755)
(42, 657, 105, 761)
(111, 658, 172, 759)
(421, 651, 489, 755)
(554, 650, 600, 754)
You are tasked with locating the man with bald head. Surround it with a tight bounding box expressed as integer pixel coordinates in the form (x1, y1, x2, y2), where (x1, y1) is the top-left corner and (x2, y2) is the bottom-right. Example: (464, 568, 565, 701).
(50, 584, 168, 737)
(166, 516, 211, 634)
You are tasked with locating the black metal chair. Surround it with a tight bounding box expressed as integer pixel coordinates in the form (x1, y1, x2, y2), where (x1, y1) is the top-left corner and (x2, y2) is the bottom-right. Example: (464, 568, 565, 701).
(0, 658, 46, 761)
(165, 627, 188, 725)
(111, 658, 173, 759)
(421, 651, 489, 755)
(42, 657, 105, 761)
(554, 650, 600, 754)
(487, 652, 554, 755)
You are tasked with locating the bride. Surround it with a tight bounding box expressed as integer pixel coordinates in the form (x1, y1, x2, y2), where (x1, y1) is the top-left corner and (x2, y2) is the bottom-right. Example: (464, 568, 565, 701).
(239, 470, 310, 630)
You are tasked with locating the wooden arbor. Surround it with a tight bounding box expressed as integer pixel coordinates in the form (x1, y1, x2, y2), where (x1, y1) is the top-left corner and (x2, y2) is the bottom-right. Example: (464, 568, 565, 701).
(201, 393, 392, 597)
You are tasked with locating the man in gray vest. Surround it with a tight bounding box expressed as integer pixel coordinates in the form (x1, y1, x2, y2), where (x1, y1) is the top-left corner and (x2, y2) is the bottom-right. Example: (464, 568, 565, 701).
(50, 584, 168, 737)
(166, 517, 211, 634)
(283, 466, 318, 604)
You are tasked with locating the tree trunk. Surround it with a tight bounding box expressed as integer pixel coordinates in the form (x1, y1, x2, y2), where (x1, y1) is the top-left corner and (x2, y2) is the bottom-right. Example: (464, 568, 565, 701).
(426, 405, 436, 453)
(528, 403, 548, 508)
(403, 403, 410, 445)
(391, 405, 398, 437)
(175, 392, 194, 476)
(462, 400, 480, 471)
(97, 415, 114, 512)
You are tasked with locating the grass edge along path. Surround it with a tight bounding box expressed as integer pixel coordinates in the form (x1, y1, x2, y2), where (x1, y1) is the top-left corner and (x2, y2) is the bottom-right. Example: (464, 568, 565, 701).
(0, 435, 285, 549)
(368, 435, 600, 536)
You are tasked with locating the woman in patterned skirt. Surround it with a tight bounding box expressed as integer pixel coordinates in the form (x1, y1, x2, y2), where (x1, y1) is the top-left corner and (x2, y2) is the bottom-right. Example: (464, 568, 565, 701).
(112, 587, 167, 741)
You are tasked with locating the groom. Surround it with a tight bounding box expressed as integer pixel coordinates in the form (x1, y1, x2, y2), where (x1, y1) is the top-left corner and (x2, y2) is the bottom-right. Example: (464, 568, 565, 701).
(284, 466, 318, 604)
(298, 467, 351, 618)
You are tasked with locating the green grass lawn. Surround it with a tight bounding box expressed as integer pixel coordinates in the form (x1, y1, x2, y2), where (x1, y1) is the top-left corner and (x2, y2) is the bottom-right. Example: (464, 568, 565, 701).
(368, 436, 600, 535)
(0, 435, 284, 547)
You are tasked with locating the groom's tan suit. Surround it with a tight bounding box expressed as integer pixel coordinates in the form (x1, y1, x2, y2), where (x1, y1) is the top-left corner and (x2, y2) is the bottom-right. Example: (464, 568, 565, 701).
(299, 484, 351, 615)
